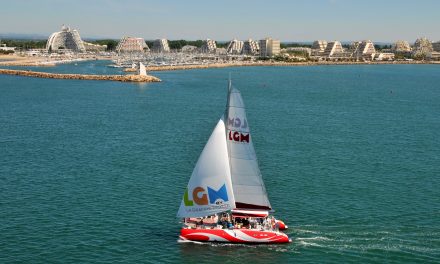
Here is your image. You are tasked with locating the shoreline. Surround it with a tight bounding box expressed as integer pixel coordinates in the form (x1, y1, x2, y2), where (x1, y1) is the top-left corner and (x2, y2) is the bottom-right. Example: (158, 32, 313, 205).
(0, 69, 161, 83)
(0, 54, 107, 67)
(145, 60, 440, 72)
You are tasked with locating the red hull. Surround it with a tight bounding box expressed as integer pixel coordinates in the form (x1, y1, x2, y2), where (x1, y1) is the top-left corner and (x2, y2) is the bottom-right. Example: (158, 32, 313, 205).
(180, 228, 291, 244)
(276, 220, 288, 230)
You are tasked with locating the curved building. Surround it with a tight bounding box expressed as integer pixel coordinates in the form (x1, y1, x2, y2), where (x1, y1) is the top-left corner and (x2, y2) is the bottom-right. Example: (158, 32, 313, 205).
(46, 25, 85, 52)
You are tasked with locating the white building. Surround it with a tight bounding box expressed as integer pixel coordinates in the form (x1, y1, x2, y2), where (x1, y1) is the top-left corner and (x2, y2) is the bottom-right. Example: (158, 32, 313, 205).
(323, 41, 344, 58)
(152, 39, 170, 53)
(353, 40, 376, 60)
(201, 39, 217, 53)
(412, 37, 433, 58)
(311, 40, 327, 52)
(259, 38, 280, 57)
(46, 25, 86, 52)
(392, 40, 411, 52)
(83, 42, 107, 52)
(0, 43, 16, 51)
(375, 53, 395, 61)
(226, 39, 244, 54)
(181, 45, 198, 53)
(116, 37, 149, 53)
(432, 41, 440, 52)
(242, 39, 259, 55)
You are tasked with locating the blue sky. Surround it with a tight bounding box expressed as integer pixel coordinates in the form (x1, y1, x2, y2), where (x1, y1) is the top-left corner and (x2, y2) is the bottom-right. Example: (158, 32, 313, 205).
(1, 0, 439, 42)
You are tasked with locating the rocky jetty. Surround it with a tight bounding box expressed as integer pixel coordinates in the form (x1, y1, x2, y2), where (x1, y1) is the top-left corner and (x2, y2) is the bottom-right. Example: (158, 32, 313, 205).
(0, 69, 161, 82)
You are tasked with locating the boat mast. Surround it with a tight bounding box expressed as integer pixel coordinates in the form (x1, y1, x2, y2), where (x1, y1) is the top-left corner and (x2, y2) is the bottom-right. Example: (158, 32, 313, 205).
(225, 74, 234, 210)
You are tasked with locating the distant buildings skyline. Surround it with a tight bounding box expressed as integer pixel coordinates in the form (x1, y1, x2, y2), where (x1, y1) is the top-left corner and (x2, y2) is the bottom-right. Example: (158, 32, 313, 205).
(1, 0, 439, 42)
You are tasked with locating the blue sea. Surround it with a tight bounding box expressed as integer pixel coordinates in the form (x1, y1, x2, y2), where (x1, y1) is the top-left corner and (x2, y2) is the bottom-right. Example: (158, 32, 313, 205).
(1, 61, 439, 263)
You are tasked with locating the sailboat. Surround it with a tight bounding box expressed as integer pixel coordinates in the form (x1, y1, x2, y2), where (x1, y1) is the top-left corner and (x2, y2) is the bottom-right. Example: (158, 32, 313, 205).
(177, 79, 291, 244)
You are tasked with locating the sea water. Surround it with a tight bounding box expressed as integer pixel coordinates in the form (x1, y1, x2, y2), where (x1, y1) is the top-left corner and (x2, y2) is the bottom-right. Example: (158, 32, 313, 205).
(1, 62, 439, 263)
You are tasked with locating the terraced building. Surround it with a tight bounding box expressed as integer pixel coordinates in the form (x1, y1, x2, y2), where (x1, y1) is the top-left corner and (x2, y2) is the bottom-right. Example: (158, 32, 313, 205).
(226, 39, 244, 54)
(323, 41, 344, 58)
(242, 39, 259, 55)
(152, 39, 170, 53)
(353, 40, 376, 60)
(412, 37, 433, 58)
(201, 39, 217, 53)
(116, 37, 149, 53)
(392, 40, 411, 52)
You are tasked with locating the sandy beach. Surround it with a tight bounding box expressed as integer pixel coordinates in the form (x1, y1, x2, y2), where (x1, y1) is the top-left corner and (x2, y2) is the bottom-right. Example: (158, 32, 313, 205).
(0, 54, 57, 66)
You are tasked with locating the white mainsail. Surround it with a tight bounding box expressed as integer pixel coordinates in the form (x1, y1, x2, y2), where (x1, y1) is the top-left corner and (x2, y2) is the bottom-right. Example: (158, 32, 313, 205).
(177, 117, 236, 218)
(225, 81, 272, 210)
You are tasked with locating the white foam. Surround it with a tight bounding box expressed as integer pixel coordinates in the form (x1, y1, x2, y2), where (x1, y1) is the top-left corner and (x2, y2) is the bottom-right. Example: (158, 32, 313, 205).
(296, 236, 332, 241)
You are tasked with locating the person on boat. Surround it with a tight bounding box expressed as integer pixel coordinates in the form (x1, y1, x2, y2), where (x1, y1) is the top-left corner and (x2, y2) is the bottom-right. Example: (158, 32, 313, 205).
(249, 218, 257, 229)
(242, 218, 250, 229)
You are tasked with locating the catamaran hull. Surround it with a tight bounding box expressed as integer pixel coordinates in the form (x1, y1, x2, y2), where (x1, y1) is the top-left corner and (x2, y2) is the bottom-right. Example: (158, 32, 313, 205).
(276, 220, 288, 230)
(180, 228, 291, 243)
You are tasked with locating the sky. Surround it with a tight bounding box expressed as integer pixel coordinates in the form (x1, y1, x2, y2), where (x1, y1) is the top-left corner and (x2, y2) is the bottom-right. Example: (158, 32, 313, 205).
(1, 0, 439, 42)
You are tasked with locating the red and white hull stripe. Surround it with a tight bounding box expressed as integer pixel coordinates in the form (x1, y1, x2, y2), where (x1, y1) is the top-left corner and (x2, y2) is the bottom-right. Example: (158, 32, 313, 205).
(180, 228, 291, 243)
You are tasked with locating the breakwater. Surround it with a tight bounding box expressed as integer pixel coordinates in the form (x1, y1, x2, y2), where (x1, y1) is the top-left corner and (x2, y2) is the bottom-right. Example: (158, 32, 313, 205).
(0, 69, 161, 82)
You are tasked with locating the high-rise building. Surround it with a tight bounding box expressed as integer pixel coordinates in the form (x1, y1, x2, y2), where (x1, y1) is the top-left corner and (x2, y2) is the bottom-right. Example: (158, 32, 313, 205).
(201, 39, 217, 53)
(242, 39, 259, 55)
(116, 37, 149, 53)
(323, 41, 344, 57)
(152, 39, 170, 53)
(392, 40, 411, 52)
(311, 40, 328, 52)
(353, 40, 376, 59)
(259, 38, 280, 57)
(412, 37, 433, 58)
(431, 41, 440, 52)
(46, 25, 85, 52)
(226, 39, 244, 54)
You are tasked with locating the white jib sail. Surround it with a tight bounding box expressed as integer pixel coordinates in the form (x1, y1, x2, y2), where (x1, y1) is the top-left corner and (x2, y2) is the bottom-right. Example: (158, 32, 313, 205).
(177, 117, 236, 218)
(139, 62, 147, 76)
(226, 86, 272, 210)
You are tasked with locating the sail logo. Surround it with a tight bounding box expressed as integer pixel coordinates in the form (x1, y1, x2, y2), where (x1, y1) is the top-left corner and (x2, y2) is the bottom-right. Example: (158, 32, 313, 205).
(228, 130, 250, 143)
(228, 117, 250, 143)
(228, 117, 248, 129)
(184, 184, 229, 206)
